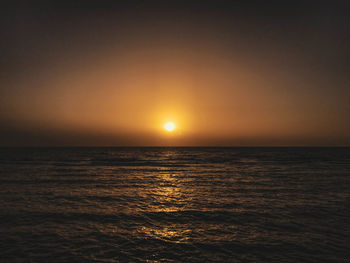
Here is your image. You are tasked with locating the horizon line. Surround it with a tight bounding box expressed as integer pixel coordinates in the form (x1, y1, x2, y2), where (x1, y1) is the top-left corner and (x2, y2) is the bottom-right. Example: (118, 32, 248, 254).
(1, 145, 350, 148)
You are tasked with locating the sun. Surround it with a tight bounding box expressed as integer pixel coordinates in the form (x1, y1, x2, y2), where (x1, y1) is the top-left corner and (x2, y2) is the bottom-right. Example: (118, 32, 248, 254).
(164, 122, 176, 132)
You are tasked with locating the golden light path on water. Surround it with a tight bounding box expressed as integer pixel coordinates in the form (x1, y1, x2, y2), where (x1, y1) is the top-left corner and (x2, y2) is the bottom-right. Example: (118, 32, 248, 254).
(130, 150, 242, 244)
(138, 150, 188, 244)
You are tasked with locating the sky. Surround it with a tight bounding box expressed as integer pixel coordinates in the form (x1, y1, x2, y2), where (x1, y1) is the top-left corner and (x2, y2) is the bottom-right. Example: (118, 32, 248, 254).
(1, 0, 350, 146)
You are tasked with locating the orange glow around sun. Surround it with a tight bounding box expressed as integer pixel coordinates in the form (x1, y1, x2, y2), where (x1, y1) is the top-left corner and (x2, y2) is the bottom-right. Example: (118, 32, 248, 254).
(164, 122, 176, 132)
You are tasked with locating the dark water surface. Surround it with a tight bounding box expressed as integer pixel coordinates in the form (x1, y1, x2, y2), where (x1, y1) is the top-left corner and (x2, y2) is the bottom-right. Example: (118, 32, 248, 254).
(0, 147, 349, 262)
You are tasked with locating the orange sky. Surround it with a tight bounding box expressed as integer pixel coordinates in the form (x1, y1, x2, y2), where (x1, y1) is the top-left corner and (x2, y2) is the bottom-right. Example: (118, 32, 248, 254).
(1, 1, 349, 146)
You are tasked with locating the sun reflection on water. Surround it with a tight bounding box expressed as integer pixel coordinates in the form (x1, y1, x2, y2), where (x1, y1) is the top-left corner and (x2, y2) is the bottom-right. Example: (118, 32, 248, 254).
(136, 150, 194, 243)
(139, 225, 192, 244)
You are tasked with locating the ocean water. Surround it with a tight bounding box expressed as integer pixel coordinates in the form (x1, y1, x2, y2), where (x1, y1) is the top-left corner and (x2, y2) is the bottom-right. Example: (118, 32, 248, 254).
(0, 147, 349, 262)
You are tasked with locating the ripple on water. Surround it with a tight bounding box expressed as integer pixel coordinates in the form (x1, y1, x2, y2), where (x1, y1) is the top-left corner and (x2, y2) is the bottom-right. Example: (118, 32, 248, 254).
(0, 147, 349, 262)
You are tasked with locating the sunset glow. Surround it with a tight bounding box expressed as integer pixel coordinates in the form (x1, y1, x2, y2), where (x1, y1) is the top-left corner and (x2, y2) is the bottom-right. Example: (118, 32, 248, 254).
(1, 1, 349, 147)
(164, 122, 176, 132)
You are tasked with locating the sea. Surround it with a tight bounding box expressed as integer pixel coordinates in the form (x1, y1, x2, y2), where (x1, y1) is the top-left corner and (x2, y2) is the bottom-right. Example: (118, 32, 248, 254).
(0, 147, 349, 262)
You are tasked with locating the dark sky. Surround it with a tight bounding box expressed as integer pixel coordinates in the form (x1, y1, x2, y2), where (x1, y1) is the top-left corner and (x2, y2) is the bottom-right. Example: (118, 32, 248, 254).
(1, 0, 350, 146)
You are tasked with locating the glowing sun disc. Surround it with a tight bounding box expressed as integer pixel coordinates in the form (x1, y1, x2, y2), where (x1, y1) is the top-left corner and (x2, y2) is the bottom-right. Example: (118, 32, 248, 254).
(164, 122, 176, 132)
